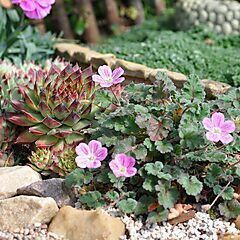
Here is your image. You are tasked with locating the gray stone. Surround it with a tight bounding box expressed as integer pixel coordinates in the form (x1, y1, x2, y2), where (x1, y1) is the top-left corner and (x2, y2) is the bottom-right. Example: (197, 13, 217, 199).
(232, 19, 239, 30)
(0, 166, 41, 200)
(199, 10, 208, 22)
(216, 14, 225, 25)
(222, 22, 232, 35)
(225, 11, 234, 21)
(17, 178, 75, 208)
(0, 196, 58, 231)
(209, 12, 216, 22)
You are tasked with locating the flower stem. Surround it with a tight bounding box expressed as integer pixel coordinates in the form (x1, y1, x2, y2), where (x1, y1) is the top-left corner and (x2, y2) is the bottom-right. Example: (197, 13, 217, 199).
(110, 86, 121, 106)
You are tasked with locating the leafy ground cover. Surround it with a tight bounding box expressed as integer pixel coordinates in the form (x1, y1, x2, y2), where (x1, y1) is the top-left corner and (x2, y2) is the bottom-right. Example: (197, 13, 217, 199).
(93, 19, 240, 87)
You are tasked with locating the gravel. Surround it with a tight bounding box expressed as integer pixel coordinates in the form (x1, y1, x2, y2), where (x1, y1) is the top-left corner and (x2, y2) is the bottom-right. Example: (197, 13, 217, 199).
(0, 223, 64, 240)
(105, 208, 240, 240)
(1, 206, 239, 240)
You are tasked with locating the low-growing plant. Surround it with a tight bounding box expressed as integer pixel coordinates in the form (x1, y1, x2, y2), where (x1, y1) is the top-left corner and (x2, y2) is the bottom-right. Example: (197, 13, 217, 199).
(65, 68, 240, 220)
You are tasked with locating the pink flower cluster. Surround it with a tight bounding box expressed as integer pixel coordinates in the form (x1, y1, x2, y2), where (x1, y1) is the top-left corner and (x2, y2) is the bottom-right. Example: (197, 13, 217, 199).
(12, 0, 55, 19)
(202, 112, 235, 144)
(75, 140, 137, 178)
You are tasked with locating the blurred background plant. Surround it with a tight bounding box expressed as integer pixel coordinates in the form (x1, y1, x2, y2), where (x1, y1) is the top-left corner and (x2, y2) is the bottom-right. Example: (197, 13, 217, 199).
(0, 4, 57, 65)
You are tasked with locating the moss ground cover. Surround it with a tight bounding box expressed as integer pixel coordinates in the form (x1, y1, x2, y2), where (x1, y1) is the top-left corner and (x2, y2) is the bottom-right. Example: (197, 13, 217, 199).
(94, 19, 240, 87)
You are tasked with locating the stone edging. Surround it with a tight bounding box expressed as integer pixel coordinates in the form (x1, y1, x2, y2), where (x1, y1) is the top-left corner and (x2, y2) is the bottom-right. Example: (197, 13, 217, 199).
(54, 43, 231, 97)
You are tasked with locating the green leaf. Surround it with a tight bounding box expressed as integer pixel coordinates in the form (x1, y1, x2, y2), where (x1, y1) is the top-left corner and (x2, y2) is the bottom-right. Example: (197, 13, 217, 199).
(213, 185, 234, 201)
(105, 191, 119, 202)
(155, 140, 173, 153)
(178, 174, 203, 196)
(143, 177, 156, 192)
(156, 183, 179, 209)
(135, 195, 155, 215)
(181, 74, 205, 103)
(65, 169, 93, 188)
(144, 162, 163, 176)
(133, 144, 147, 160)
(113, 136, 136, 156)
(79, 191, 105, 208)
(147, 207, 168, 223)
(117, 198, 138, 213)
(204, 163, 223, 187)
(219, 199, 240, 219)
(143, 138, 155, 151)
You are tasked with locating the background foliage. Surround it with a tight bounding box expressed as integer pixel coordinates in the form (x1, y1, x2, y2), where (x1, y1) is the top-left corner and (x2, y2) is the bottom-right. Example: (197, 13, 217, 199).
(94, 20, 240, 87)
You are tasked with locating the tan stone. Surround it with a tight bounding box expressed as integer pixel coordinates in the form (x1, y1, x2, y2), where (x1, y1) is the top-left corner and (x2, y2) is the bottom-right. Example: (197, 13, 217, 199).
(91, 54, 116, 69)
(114, 59, 149, 79)
(0, 0, 12, 8)
(147, 68, 187, 88)
(49, 206, 125, 240)
(219, 233, 240, 240)
(235, 216, 240, 229)
(0, 196, 58, 231)
(0, 166, 41, 200)
(201, 79, 231, 98)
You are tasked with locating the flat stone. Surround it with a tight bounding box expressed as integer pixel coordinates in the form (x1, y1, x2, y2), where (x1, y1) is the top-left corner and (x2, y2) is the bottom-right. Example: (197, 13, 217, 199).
(235, 216, 240, 229)
(49, 206, 125, 240)
(201, 79, 231, 98)
(0, 196, 58, 231)
(0, 166, 41, 200)
(17, 178, 75, 208)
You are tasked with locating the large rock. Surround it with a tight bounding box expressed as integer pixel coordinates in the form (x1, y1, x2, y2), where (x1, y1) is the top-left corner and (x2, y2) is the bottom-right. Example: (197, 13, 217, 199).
(0, 166, 41, 200)
(0, 196, 58, 231)
(17, 178, 75, 208)
(49, 206, 125, 240)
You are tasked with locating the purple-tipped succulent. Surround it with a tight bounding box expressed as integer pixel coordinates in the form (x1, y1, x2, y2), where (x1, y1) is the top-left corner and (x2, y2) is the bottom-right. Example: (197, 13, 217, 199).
(8, 64, 95, 151)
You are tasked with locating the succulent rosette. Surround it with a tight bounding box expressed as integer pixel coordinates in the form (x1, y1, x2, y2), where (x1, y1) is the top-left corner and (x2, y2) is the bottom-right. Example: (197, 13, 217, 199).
(8, 64, 96, 151)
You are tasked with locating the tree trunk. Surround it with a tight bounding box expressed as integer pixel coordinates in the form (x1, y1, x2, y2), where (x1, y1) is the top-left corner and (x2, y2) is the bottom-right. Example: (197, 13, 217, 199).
(154, 0, 165, 15)
(132, 0, 144, 25)
(52, 0, 74, 39)
(75, 0, 100, 43)
(104, 0, 121, 32)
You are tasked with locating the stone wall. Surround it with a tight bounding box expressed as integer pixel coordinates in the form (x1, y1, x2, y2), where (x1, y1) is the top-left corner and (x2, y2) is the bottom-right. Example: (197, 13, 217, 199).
(55, 43, 231, 97)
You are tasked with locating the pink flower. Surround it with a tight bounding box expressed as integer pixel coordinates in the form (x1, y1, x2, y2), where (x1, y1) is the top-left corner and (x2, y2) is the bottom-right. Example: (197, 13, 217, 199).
(12, 0, 55, 19)
(92, 65, 125, 87)
(202, 112, 235, 144)
(109, 153, 137, 178)
(75, 140, 108, 169)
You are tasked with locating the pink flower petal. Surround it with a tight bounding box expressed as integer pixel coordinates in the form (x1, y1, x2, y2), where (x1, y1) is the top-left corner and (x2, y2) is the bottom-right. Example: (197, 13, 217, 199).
(89, 140, 102, 154)
(99, 82, 114, 88)
(212, 112, 224, 127)
(125, 167, 137, 177)
(75, 156, 88, 168)
(37, 0, 55, 7)
(202, 117, 213, 131)
(220, 120, 236, 134)
(206, 132, 221, 142)
(20, 1, 36, 11)
(113, 77, 125, 84)
(76, 143, 90, 156)
(87, 160, 101, 169)
(98, 65, 112, 79)
(95, 148, 108, 161)
(112, 67, 124, 80)
(220, 134, 234, 144)
(92, 75, 105, 84)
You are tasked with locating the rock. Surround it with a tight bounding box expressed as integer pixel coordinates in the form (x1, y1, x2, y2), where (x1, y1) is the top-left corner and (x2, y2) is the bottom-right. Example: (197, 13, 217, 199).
(91, 54, 116, 69)
(0, 166, 41, 200)
(222, 23, 232, 35)
(0, 196, 58, 231)
(201, 79, 231, 98)
(235, 216, 240, 229)
(17, 178, 75, 208)
(49, 206, 125, 240)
